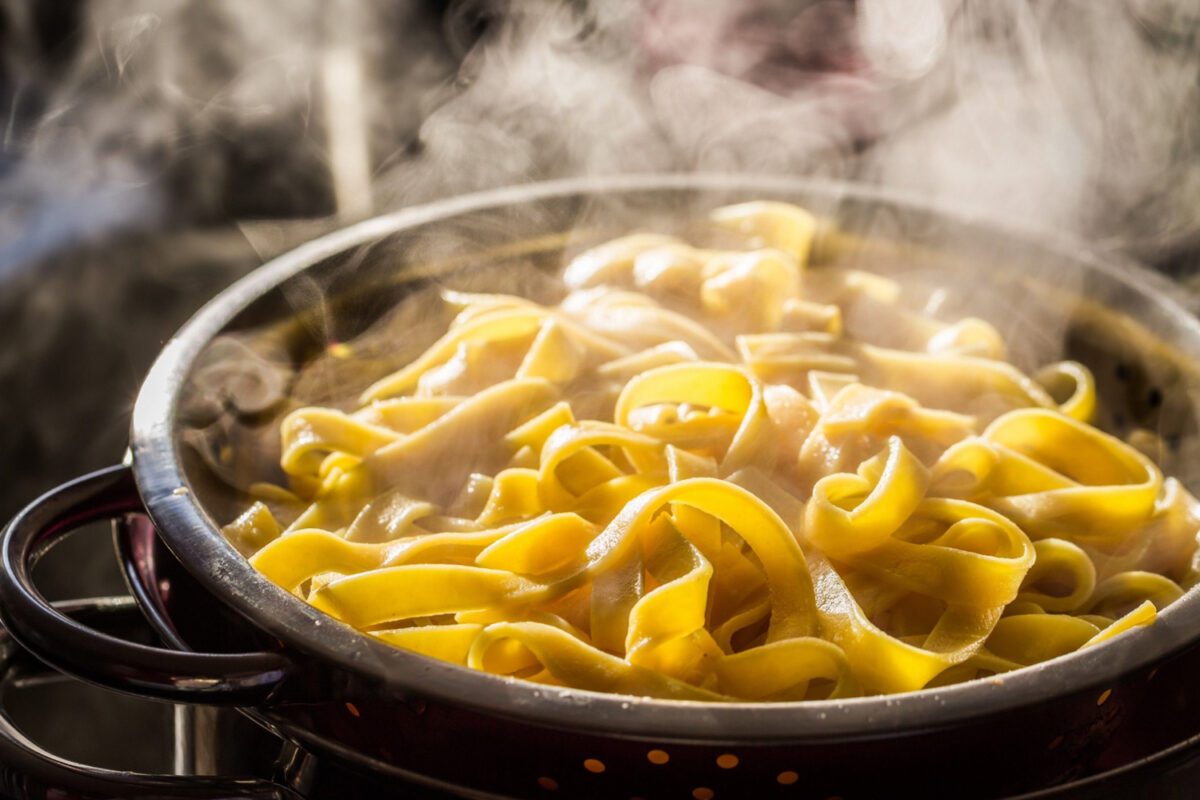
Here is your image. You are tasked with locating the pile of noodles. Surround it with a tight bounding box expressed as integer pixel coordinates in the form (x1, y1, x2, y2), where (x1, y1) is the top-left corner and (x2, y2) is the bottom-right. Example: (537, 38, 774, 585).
(223, 202, 1200, 701)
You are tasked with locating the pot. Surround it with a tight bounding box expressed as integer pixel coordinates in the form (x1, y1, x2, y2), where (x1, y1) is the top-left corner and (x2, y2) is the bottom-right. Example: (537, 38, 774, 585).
(4, 174, 1200, 799)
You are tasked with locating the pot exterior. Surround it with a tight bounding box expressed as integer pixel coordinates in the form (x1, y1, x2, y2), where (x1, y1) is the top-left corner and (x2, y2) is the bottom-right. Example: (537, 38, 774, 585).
(265, 666, 1193, 799)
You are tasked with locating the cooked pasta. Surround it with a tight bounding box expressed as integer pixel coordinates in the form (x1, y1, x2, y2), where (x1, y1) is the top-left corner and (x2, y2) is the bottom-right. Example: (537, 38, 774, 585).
(223, 201, 1200, 701)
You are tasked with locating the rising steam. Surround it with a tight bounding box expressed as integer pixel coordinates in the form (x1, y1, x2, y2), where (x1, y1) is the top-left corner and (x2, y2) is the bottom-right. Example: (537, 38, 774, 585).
(2, 0, 1197, 262)
(378, 0, 1200, 260)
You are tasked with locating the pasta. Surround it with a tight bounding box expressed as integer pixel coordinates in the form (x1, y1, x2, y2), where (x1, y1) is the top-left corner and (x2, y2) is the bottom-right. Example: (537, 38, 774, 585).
(223, 201, 1200, 702)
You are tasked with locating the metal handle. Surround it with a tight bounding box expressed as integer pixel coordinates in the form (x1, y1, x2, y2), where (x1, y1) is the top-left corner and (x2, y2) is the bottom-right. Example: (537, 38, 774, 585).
(0, 465, 293, 705)
(0, 597, 301, 799)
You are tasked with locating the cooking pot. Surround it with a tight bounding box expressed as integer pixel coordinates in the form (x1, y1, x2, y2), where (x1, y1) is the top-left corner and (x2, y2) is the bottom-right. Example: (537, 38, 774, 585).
(4, 174, 1200, 799)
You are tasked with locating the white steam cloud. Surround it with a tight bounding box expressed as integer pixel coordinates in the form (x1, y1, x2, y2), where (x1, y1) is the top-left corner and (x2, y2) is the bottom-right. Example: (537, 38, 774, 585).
(1, 0, 1198, 263)
(370, 0, 1199, 264)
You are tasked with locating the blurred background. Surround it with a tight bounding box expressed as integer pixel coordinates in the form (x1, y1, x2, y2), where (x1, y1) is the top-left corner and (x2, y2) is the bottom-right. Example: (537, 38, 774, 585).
(0, 0, 1197, 779)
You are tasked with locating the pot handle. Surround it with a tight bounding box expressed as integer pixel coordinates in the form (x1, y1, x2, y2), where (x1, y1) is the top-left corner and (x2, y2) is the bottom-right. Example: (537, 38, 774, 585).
(0, 597, 303, 799)
(0, 465, 293, 705)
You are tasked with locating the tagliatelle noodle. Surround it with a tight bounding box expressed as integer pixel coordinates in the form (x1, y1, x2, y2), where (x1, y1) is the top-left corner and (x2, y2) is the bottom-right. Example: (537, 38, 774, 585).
(223, 200, 1200, 702)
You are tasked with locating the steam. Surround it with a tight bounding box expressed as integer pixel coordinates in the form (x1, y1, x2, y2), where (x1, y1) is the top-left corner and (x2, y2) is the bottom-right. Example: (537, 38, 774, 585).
(377, 3, 669, 205)
(3, 0, 1197, 263)
(0, 0, 450, 268)
(861, 0, 1200, 256)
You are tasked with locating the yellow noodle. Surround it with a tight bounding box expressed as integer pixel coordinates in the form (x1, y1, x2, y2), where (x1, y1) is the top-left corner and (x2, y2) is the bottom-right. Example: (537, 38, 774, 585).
(225, 200, 1200, 703)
